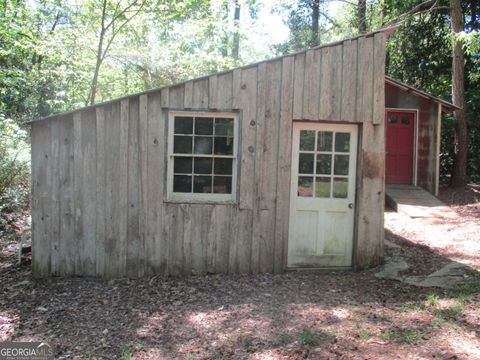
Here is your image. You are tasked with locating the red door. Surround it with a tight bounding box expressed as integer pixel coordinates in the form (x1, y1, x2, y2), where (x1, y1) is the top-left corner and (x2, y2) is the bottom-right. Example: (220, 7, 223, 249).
(385, 111, 415, 184)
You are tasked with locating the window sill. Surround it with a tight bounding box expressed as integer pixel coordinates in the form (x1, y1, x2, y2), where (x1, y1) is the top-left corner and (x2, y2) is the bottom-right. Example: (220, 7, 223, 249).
(164, 197, 238, 205)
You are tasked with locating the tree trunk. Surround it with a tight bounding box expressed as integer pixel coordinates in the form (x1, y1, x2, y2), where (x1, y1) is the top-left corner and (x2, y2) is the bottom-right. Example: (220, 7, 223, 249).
(450, 0, 469, 187)
(311, 0, 320, 47)
(358, 0, 366, 33)
(232, 0, 240, 60)
(89, 31, 104, 106)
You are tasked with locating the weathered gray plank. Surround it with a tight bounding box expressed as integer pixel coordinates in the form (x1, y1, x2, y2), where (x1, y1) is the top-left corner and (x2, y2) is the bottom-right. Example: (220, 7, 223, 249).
(319, 45, 342, 120)
(49, 118, 60, 276)
(232, 68, 242, 109)
(214, 205, 230, 273)
(292, 52, 305, 119)
(356, 36, 374, 123)
(250, 62, 266, 273)
(217, 72, 233, 109)
(229, 209, 252, 273)
(184, 81, 193, 109)
(192, 79, 209, 108)
(208, 75, 218, 109)
(169, 85, 185, 108)
(341, 39, 358, 122)
(127, 97, 141, 277)
(160, 87, 169, 108)
(31, 120, 52, 277)
(103, 103, 121, 278)
(274, 55, 295, 273)
(302, 49, 321, 119)
(373, 33, 386, 125)
(138, 95, 148, 277)
(81, 108, 97, 276)
(146, 91, 165, 274)
(167, 204, 184, 275)
(95, 107, 106, 276)
(355, 122, 385, 269)
(238, 66, 258, 210)
(59, 115, 75, 276)
(73, 112, 83, 276)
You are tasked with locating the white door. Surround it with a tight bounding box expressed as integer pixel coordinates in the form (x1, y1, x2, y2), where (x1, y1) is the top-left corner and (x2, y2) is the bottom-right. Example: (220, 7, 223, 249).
(288, 122, 358, 268)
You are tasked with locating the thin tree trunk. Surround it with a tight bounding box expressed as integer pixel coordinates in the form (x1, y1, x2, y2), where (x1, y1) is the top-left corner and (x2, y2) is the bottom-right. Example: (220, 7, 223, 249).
(232, 0, 240, 60)
(221, 0, 229, 58)
(450, 0, 469, 186)
(358, 0, 366, 33)
(311, 0, 320, 47)
(89, 0, 107, 106)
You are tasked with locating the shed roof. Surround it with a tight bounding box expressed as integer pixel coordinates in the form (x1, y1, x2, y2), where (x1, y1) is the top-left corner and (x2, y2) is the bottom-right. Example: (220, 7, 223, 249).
(385, 76, 458, 112)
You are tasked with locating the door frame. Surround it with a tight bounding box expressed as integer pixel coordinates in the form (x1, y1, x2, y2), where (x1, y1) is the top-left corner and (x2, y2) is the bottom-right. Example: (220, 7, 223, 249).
(287, 120, 359, 269)
(385, 108, 419, 186)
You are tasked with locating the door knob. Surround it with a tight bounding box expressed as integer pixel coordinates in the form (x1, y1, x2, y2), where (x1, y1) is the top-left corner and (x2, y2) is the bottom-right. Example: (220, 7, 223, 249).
(348, 203, 354, 209)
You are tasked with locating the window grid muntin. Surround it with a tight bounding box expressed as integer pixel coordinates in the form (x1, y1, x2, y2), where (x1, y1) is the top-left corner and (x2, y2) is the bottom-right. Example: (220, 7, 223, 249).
(170, 114, 236, 198)
(298, 130, 351, 198)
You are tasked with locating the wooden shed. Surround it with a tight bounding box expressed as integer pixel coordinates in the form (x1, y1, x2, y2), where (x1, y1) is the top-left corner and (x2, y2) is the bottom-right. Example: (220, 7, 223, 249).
(30, 30, 452, 278)
(384, 77, 457, 196)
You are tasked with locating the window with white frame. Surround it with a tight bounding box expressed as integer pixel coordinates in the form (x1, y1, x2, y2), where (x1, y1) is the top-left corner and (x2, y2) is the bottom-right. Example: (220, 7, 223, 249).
(168, 112, 238, 202)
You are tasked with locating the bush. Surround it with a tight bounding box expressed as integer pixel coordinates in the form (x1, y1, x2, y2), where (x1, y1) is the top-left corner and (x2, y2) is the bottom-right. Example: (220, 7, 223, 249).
(0, 113, 30, 233)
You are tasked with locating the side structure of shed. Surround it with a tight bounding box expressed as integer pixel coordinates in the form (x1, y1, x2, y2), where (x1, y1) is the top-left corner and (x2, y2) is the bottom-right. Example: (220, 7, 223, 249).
(31, 32, 387, 278)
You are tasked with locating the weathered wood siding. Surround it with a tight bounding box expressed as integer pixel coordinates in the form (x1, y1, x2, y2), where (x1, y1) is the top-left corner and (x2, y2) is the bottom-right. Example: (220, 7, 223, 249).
(385, 82, 439, 195)
(31, 33, 386, 277)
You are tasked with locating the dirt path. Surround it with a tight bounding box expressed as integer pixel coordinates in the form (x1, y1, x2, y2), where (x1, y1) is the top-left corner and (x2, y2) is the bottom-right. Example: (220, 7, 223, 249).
(0, 185, 479, 359)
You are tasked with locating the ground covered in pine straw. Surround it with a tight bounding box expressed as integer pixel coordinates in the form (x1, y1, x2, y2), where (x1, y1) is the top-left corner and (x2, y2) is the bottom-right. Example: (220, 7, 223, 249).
(1, 184, 479, 359)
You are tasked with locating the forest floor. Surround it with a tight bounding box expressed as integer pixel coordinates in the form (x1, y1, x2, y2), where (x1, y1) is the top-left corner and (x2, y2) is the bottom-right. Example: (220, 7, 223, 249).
(0, 184, 479, 359)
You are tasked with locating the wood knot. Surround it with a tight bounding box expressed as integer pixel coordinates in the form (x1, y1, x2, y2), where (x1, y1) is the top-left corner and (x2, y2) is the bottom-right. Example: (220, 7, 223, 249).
(241, 84, 247, 90)
(248, 146, 254, 153)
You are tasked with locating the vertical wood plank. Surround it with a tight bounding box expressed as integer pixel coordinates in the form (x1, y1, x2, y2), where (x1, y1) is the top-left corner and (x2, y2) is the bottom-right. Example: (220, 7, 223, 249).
(118, 99, 129, 276)
(58, 116, 75, 276)
(49, 118, 60, 276)
(146, 92, 165, 274)
(167, 204, 184, 275)
(138, 95, 148, 276)
(292, 52, 305, 120)
(192, 79, 209, 108)
(356, 36, 374, 123)
(319, 45, 342, 121)
(73, 112, 83, 276)
(238, 66, 258, 210)
(168, 85, 185, 108)
(95, 107, 106, 276)
(373, 33, 386, 125)
(341, 40, 358, 122)
(104, 103, 120, 278)
(250, 62, 266, 273)
(216, 72, 233, 109)
(302, 49, 321, 120)
(81, 109, 97, 276)
(208, 75, 218, 109)
(214, 205, 230, 273)
(126, 97, 141, 277)
(274, 55, 295, 273)
(232, 68, 242, 109)
(184, 81, 193, 109)
(160, 87, 169, 108)
(31, 121, 52, 277)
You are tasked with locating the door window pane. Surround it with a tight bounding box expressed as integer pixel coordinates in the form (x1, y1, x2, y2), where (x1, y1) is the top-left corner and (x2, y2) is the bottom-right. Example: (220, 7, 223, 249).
(299, 130, 315, 151)
(174, 116, 193, 134)
(193, 176, 212, 193)
(174, 157, 192, 174)
(195, 117, 213, 135)
(174, 136, 192, 154)
(334, 155, 349, 176)
(316, 154, 332, 175)
(213, 176, 232, 194)
(335, 133, 350, 152)
(298, 176, 313, 197)
(388, 116, 397, 124)
(317, 131, 333, 151)
(194, 137, 213, 154)
(173, 175, 192, 192)
(299, 153, 314, 174)
(214, 158, 233, 175)
(401, 116, 410, 125)
(194, 158, 212, 174)
(315, 177, 331, 198)
(333, 178, 348, 198)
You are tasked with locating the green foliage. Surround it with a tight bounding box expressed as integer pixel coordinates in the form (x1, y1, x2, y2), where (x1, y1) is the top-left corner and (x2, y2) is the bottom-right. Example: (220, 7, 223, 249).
(434, 304, 465, 320)
(296, 327, 318, 346)
(381, 328, 428, 343)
